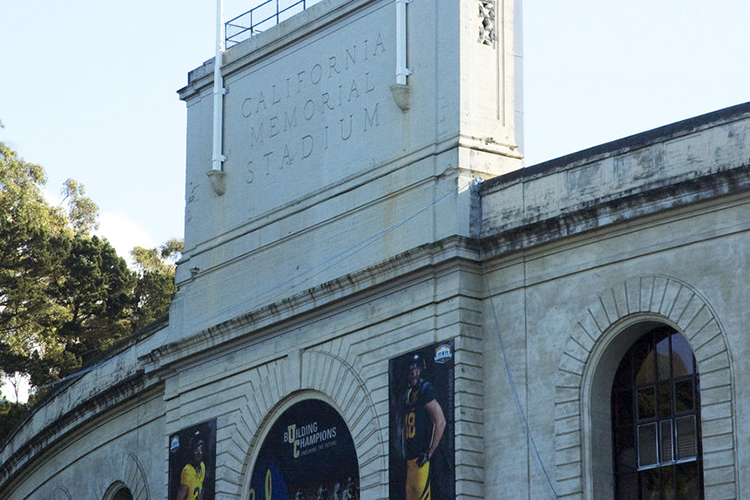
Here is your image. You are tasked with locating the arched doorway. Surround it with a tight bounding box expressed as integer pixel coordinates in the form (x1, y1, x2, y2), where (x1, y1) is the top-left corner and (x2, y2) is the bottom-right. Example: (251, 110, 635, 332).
(247, 398, 359, 500)
(611, 326, 703, 499)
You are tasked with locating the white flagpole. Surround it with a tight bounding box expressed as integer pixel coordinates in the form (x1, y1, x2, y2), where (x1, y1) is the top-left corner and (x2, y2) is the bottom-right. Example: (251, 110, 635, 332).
(212, 0, 226, 172)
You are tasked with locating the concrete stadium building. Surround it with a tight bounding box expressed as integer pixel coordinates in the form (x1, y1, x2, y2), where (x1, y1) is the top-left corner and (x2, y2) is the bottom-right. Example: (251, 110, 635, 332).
(2, 1, 748, 499)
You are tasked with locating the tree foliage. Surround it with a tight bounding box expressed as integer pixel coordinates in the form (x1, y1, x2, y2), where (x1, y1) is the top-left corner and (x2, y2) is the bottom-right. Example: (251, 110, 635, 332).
(0, 141, 69, 386)
(0, 138, 181, 411)
(46, 235, 137, 380)
(130, 238, 182, 331)
(0, 398, 31, 442)
(61, 178, 99, 234)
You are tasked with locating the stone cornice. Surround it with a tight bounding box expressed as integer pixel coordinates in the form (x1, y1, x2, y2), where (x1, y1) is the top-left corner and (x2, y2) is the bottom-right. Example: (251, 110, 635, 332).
(479, 164, 750, 259)
(178, 0, 381, 101)
(143, 235, 479, 372)
(0, 372, 159, 493)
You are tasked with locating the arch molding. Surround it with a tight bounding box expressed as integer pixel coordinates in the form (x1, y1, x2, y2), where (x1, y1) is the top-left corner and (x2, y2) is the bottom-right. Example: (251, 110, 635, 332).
(553, 276, 736, 500)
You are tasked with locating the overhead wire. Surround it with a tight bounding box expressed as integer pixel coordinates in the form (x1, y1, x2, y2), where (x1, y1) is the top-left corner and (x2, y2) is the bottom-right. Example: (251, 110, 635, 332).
(46, 180, 473, 385)
(154, 180, 473, 349)
(240, 180, 472, 310)
(471, 178, 560, 500)
(35, 176, 561, 500)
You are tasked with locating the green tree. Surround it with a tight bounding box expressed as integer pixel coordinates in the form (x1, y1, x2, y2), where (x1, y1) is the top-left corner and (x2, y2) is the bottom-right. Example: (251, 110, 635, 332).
(0, 398, 31, 442)
(61, 178, 99, 235)
(130, 238, 182, 331)
(0, 139, 135, 387)
(0, 136, 181, 437)
(45, 235, 136, 380)
(0, 140, 70, 387)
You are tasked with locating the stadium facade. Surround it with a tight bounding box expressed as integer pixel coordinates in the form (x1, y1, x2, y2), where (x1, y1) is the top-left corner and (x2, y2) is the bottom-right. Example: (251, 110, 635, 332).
(1, 1, 748, 499)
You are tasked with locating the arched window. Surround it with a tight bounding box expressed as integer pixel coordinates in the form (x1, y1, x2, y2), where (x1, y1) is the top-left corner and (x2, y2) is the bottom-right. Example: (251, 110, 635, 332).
(111, 489, 133, 500)
(611, 326, 703, 499)
(103, 483, 134, 500)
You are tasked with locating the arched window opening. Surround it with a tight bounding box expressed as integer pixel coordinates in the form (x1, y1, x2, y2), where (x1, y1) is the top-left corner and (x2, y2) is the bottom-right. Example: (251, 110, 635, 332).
(247, 399, 360, 500)
(103, 483, 134, 500)
(111, 488, 133, 500)
(611, 326, 703, 499)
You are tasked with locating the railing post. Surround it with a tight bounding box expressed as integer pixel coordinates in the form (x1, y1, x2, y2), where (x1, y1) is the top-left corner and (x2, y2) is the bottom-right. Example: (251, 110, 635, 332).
(224, 0, 317, 47)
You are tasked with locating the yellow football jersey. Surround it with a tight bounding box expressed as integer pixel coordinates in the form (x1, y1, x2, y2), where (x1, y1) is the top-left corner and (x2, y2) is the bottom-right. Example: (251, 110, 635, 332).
(180, 462, 206, 500)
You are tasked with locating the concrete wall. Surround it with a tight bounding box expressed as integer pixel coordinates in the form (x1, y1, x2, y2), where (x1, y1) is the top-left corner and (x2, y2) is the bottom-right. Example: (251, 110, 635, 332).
(1, 377, 166, 500)
(171, 0, 521, 339)
(0, 320, 172, 500)
(479, 103, 750, 500)
(148, 249, 484, 499)
(2, 2, 749, 500)
(1, 3, 519, 496)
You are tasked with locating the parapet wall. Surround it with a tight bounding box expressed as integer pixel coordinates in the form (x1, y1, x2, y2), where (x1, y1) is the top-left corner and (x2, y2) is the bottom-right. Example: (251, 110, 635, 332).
(172, 0, 522, 339)
(479, 102, 750, 253)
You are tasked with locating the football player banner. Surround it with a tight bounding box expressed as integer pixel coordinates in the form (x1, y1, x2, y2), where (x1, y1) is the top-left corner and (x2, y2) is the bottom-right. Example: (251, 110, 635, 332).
(169, 419, 217, 500)
(247, 399, 360, 500)
(389, 341, 455, 500)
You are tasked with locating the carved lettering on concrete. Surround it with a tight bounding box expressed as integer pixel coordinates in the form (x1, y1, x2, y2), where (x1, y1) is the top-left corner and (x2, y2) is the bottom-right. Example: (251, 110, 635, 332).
(240, 33, 387, 185)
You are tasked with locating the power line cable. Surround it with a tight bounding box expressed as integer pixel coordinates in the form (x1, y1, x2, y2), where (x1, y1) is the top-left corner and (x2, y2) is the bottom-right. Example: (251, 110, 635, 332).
(48, 181, 471, 386)
(156, 181, 472, 348)
(472, 178, 560, 500)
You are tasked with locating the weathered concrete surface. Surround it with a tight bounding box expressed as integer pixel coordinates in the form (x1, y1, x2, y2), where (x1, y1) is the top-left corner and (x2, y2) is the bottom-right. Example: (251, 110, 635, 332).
(1, 1, 518, 499)
(479, 103, 750, 500)
(171, 0, 522, 339)
(2, 1, 749, 499)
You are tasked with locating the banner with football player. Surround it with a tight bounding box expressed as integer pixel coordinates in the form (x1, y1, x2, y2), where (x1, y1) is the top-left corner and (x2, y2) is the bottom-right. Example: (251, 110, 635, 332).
(389, 341, 455, 500)
(169, 419, 217, 500)
(247, 399, 360, 500)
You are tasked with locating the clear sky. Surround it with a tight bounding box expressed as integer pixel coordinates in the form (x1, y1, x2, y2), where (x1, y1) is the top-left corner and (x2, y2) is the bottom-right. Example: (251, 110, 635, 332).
(521, 0, 750, 166)
(0, 0, 748, 261)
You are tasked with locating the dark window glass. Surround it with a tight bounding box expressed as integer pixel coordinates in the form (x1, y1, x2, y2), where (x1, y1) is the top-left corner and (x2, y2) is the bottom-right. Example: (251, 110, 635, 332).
(617, 472, 638, 500)
(674, 379, 694, 413)
(656, 336, 671, 382)
(658, 382, 672, 419)
(614, 425, 637, 473)
(636, 350, 656, 385)
(638, 423, 658, 468)
(676, 415, 697, 460)
(613, 356, 632, 387)
(612, 328, 703, 499)
(637, 387, 656, 420)
(672, 333, 695, 376)
(675, 462, 701, 498)
(661, 465, 676, 500)
(613, 389, 632, 427)
(639, 467, 661, 499)
(660, 420, 673, 463)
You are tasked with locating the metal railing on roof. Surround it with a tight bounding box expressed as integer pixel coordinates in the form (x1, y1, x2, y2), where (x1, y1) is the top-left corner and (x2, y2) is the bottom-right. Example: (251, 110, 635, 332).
(225, 0, 321, 47)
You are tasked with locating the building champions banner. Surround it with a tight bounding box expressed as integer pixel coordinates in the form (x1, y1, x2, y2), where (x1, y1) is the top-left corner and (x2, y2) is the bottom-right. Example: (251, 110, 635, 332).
(248, 399, 359, 500)
(389, 341, 455, 500)
(169, 419, 217, 500)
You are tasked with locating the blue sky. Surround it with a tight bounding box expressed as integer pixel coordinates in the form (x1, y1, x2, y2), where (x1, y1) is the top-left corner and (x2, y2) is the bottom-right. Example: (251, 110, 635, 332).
(522, 0, 750, 163)
(0, 0, 748, 261)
